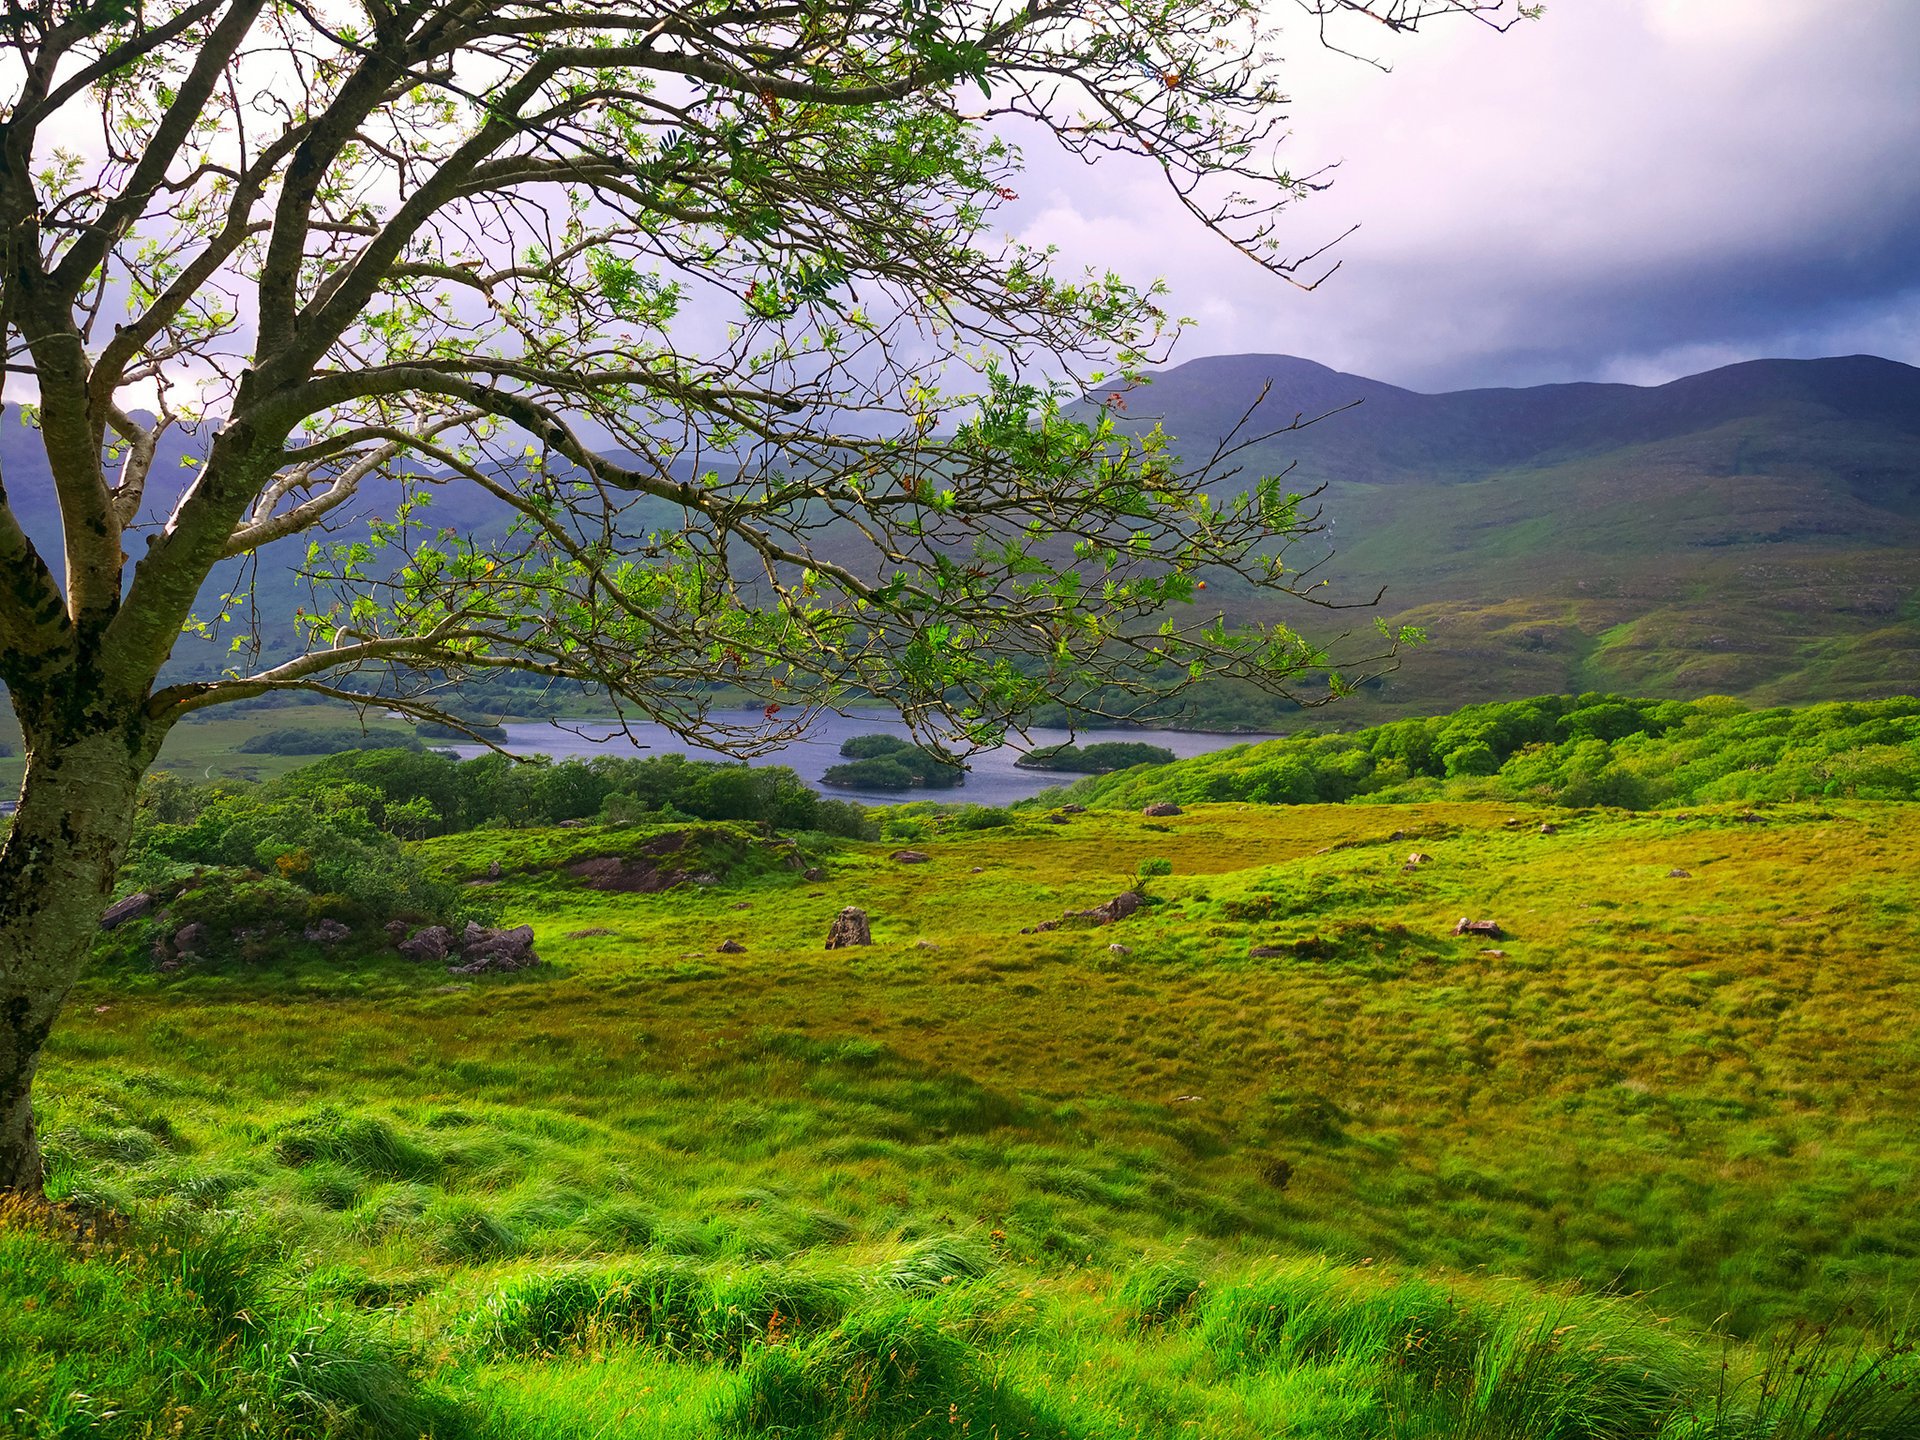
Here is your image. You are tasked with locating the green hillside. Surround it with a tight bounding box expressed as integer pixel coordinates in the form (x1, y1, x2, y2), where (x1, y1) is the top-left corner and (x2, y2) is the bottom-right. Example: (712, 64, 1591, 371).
(1101, 354, 1920, 723)
(1049, 693, 1920, 811)
(8, 736, 1919, 1434)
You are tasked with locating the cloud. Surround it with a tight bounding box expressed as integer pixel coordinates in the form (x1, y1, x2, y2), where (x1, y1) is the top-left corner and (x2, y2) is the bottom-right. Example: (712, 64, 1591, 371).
(1006, 0, 1920, 389)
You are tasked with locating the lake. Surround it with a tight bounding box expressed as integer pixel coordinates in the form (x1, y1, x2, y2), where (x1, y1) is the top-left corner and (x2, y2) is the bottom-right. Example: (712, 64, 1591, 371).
(445, 709, 1276, 807)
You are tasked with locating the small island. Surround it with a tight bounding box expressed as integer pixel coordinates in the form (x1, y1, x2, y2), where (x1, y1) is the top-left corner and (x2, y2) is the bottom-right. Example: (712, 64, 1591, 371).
(1014, 740, 1177, 774)
(821, 734, 966, 791)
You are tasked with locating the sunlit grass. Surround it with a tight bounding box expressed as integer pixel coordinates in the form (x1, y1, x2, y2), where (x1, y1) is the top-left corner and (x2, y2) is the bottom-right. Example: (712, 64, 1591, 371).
(12, 799, 1919, 1435)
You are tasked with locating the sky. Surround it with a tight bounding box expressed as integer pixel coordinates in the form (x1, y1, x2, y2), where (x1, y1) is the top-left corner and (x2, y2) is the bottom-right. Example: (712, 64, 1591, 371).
(1006, 0, 1920, 393)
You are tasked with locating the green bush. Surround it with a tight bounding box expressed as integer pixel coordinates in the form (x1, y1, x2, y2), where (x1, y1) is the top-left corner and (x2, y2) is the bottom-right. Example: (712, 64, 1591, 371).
(825, 734, 965, 791)
(1057, 694, 1920, 812)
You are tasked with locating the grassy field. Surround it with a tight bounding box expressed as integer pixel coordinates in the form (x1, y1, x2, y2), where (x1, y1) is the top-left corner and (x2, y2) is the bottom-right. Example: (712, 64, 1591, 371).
(8, 795, 1919, 1436)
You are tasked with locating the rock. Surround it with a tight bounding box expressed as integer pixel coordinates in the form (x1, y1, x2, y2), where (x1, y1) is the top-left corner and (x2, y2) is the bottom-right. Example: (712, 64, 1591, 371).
(889, 849, 931, 864)
(385, 919, 410, 945)
(1737, 811, 1764, 824)
(1667, 868, 1691, 879)
(1061, 804, 1087, 814)
(171, 922, 208, 957)
(1028, 889, 1142, 933)
(1046, 814, 1069, 825)
(803, 868, 827, 883)
(1538, 822, 1559, 835)
(1249, 945, 1286, 958)
(825, 906, 872, 949)
(717, 939, 746, 953)
(302, 918, 352, 945)
(970, 867, 984, 874)
(1143, 802, 1182, 817)
(731, 901, 752, 910)
(1107, 943, 1132, 956)
(1501, 817, 1523, 828)
(1480, 948, 1507, 958)
(565, 927, 615, 938)
(558, 818, 589, 828)
(914, 940, 938, 950)
(566, 831, 700, 892)
(399, 925, 452, 963)
(486, 860, 503, 879)
(99, 892, 153, 930)
(448, 923, 539, 975)
(1074, 890, 1142, 925)
(1453, 917, 1504, 939)
(1405, 852, 1433, 867)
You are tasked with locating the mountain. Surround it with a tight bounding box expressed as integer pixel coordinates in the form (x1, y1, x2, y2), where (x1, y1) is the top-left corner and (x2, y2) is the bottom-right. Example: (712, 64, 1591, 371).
(1097, 354, 1920, 718)
(2, 355, 1914, 725)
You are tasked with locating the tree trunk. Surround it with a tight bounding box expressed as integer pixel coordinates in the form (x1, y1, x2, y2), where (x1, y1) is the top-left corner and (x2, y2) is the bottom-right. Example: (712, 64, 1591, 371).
(0, 723, 150, 1194)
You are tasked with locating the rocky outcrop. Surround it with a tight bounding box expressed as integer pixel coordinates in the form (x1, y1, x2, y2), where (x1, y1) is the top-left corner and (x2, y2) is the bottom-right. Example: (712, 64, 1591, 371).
(1143, 802, 1182, 817)
(303, 919, 352, 945)
(565, 830, 706, 892)
(825, 907, 872, 949)
(1453, 917, 1503, 939)
(1021, 889, 1142, 934)
(397, 925, 452, 963)
(448, 923, 539, 975)
(153, 922, 208, 967)
(717, 939, 746, 954)
(99, 892, 153, 931)
(889, 849, 931, 864)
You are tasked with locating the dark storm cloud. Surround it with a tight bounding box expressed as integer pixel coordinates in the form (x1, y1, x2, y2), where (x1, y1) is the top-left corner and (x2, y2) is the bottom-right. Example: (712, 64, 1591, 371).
(1008, 1, 1920, 389)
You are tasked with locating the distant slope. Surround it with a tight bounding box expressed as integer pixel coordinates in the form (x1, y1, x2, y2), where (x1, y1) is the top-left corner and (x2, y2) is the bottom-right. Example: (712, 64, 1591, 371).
(1099, 354, 1920, 718)
(4, 353, 1915, 722)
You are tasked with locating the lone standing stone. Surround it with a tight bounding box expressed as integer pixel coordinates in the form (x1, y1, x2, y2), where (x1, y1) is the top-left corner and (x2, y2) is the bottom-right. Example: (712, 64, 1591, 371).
(825, 906, 873, 949)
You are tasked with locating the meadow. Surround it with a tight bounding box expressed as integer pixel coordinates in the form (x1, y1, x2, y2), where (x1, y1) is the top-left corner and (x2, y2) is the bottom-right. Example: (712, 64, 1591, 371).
(6, 773, 1918, 1436)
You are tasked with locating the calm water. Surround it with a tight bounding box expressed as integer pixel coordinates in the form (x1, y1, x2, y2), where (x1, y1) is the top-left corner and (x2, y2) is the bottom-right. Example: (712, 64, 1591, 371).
(447, 710, 1274, 807)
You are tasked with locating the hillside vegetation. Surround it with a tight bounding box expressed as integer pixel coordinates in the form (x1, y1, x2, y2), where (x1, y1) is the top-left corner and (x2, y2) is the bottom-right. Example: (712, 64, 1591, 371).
(4, 354, 1915, 728)
(8, 722, 1919, 1435)
(1097, 354, 1920, 725)
(1054, 694, 1920, 810)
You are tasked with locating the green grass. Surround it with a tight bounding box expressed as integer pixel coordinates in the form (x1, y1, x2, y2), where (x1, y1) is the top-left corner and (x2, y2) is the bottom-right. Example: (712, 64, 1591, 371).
(12, 798, 1920, 1435)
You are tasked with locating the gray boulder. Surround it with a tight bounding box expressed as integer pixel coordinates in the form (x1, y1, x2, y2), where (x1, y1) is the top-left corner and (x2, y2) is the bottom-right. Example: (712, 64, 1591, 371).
(303, 918, 352, 945)
(99, 892, 153, 930)
(399, 925, 452, 963)
(449, 923, 539, 974)
(825, 907, 872, 949)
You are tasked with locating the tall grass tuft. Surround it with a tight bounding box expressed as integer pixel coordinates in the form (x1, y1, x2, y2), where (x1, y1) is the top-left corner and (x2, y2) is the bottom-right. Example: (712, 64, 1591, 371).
(879, 1234, 996, 1295)
(273, 1106, 441, 1181)
(718, 1299, 1067, 1440)
(470, 1260, 710, 1357)
(1116, 1257, 1206, 1329)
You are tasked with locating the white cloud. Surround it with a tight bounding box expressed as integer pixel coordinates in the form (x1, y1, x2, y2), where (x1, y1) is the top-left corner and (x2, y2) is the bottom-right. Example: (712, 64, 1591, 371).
(1006, 0, 1920, 388)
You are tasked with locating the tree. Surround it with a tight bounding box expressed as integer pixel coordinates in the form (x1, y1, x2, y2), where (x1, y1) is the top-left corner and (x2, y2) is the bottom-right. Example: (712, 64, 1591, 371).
(0, 0, 1517, 1192)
